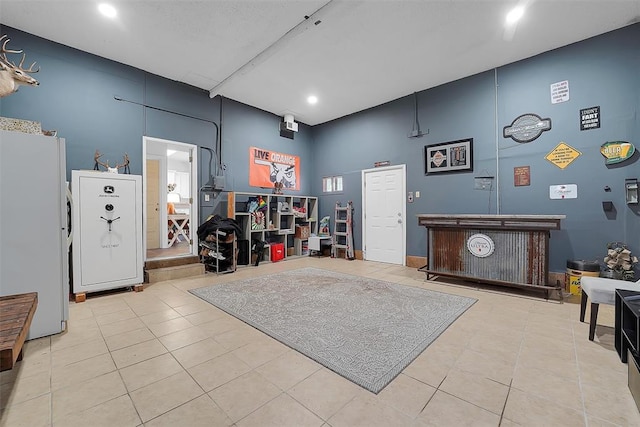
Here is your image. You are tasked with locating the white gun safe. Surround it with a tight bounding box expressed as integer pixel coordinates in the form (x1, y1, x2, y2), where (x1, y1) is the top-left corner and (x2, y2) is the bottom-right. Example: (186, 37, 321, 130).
(72, 170, 143, 294)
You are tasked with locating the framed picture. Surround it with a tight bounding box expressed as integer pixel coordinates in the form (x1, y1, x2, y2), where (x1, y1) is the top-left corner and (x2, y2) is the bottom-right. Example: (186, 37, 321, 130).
(424, 138, 473, 175)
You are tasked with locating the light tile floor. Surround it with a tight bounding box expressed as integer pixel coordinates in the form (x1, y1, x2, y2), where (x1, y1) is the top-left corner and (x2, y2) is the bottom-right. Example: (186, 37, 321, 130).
(1, 257, 639, 426)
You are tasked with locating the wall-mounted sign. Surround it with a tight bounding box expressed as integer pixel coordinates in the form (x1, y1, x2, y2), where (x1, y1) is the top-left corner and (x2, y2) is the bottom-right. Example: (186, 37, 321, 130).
(503, 114, 552, 143)
(600, 141, 635, 164)
(550, 80, 570, 104)
(374, 161, 390, 167)
(549, 184, 578, 199)
(545, 142, 581, 169)
(467, 233, 495, 258)
(580, 106, 600, 131)
(474, 176, 493, 191)
(514, 166, 530, 187)
(249, 147, 300, 190)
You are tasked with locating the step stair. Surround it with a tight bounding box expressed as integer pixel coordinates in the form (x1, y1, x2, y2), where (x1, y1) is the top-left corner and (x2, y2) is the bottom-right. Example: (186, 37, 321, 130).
(144, 255, 205, 283)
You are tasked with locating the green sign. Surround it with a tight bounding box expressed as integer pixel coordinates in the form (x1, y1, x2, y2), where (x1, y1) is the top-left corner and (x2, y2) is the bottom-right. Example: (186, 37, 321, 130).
(600, 141, 635, 164)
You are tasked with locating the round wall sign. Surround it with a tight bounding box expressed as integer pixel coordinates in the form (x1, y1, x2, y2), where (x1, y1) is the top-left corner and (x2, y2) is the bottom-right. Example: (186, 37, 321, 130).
(467, 233, 495, 258)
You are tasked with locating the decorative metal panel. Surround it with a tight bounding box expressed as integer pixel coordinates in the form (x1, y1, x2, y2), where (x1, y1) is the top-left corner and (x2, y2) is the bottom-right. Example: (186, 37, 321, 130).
(429, 228, 548, 286)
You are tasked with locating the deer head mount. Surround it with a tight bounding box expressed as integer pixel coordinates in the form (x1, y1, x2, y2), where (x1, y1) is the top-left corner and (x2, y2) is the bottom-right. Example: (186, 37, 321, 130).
(94, 150, 130, 174)
(0, 35, 40, 98)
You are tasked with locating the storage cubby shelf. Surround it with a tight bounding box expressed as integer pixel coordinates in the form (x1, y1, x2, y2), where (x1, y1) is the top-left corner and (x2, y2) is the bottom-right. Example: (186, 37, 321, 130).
(227, 192, 319, 264)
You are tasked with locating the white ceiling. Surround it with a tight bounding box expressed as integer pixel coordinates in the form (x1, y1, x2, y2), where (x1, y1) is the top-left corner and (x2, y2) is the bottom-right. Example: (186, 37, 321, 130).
(2, 1, 639, 126)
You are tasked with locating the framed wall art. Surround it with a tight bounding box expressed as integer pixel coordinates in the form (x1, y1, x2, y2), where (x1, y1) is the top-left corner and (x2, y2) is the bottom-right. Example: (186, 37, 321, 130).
(424, 138, 473, 175)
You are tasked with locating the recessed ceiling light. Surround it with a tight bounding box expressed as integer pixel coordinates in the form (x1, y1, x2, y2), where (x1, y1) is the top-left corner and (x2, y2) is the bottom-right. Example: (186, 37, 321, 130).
(98, 3, 117, 19)
(506, 6, 524, 25)
(307, 95, 318, 105)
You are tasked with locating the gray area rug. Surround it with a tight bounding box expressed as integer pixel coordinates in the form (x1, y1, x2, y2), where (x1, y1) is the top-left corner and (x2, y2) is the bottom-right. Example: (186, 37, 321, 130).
(189, 267, 476, 393)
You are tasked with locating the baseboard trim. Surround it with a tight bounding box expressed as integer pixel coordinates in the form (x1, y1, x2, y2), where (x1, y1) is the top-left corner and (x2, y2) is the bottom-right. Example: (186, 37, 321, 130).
(406, 256, 427, 268)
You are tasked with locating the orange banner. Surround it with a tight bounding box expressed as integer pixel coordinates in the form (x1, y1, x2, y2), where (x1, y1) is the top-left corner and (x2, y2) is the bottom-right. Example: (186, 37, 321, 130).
(249, 147, 300, 191)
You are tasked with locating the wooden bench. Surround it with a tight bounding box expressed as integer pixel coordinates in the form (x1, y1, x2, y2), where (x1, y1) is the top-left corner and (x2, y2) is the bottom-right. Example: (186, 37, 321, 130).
(0, 292, 38, 371)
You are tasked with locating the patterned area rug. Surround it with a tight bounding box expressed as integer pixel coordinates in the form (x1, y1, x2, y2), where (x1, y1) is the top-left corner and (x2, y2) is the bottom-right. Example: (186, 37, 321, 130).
(189, 267, 476, 393)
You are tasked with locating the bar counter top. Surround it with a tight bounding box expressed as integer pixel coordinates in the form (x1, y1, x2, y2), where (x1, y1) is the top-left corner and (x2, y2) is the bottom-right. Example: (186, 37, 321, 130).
(416, 214, 566, 231)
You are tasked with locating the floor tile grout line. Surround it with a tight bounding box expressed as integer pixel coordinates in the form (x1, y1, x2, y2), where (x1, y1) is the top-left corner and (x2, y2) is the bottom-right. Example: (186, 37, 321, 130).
(436, 388, 504, 417)
(573, 323, 590, 427)
(114, 298, 202, 424)
(498, 378, 513, 426)
(4, 260, 636, 425)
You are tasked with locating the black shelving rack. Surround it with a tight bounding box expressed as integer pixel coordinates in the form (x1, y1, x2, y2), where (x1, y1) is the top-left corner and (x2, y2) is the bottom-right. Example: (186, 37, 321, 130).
(199, 228, 237, 274)
(615, 289, 640, 411)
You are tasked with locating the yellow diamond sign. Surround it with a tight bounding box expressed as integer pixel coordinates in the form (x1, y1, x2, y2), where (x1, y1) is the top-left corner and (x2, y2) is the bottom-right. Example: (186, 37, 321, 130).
(545, 142, 581, 169)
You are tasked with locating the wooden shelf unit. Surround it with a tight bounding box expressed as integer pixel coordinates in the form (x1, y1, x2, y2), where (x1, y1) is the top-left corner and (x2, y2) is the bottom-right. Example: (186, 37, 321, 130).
(227, 192, 318, 262)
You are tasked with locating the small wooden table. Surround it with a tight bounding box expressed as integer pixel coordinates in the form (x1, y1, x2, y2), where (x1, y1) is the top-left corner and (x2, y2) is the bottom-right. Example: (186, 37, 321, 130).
(0, 292, 38, 371)
(168, 214, 190, 246)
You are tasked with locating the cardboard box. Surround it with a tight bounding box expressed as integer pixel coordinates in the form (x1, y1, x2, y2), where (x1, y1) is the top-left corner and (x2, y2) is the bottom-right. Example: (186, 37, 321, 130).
(295, 225, 310, 239)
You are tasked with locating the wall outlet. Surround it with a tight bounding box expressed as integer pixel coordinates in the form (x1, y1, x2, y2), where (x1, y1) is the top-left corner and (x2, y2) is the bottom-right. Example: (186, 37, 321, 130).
(204, 194, 210, 202)
(415, 191, 420, 198)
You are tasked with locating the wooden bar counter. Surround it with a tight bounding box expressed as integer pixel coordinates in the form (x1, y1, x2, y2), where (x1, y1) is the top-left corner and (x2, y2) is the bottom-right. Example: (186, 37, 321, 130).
(417, 214, 565, 298)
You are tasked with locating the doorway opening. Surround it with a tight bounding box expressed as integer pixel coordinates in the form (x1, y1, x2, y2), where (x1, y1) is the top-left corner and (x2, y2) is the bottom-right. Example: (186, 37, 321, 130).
(143, 137, 198, 261)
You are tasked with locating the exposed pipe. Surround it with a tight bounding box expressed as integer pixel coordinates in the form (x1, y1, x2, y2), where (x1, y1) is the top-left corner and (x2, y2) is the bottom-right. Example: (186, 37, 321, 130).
(114, 96, 218, 141)
(494, 68, 500, 214)
(219, 95, 224, 174)
(113, 95, 220, 191)
(114, 96, 219, 163)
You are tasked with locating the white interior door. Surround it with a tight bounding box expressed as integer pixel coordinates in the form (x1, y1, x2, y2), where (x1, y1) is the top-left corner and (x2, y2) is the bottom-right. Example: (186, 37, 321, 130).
(362, 164, 406, 265)
(146, 159, 161, 249)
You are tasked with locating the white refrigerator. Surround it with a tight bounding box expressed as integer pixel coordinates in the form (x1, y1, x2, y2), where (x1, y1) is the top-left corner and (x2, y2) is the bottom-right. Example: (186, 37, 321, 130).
(0, 129, 69, 339)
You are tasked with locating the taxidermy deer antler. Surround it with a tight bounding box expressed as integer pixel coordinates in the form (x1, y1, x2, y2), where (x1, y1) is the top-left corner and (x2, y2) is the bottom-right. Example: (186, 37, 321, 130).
(0, 35, 40, 98)
(94, 150, 130, 174)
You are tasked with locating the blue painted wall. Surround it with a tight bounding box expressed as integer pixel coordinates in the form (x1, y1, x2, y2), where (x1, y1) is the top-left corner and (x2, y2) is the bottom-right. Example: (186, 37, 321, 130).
(219, 98, 314, 195)
(312, 23, 639, 272)
(0, 25, 315, 222)
(1, 23, 638, 274)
